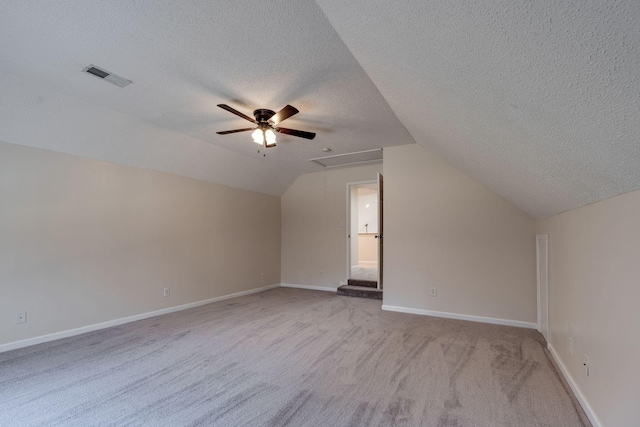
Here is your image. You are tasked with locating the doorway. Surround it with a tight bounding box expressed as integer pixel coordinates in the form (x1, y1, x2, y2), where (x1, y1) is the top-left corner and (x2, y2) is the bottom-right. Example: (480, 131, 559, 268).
(346, 175, 383, 290)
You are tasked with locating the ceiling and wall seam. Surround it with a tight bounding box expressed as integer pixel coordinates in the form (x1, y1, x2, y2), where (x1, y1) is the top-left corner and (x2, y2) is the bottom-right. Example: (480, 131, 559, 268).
(314, 0, 640, 219)
(0, 0, 415, 199)
(2, 1, 639, 218)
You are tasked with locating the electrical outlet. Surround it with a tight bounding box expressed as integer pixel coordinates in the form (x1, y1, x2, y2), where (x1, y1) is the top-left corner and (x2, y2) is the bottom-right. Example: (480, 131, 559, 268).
(583, 355, 589, 376)
(430, 287, 437, 297)
(260, 273, 265, 280)
(16, 311, 26, 324)
(569, 337, 573, 355)
(163, 288, 170, 297)
(319, 271, 323, 277)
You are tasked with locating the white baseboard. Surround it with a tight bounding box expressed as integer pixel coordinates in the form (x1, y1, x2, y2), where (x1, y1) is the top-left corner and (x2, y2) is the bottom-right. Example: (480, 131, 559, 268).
(547, 344, 602, 427)
(281, 283, 338, 292)
(381, 305, 537, 329)
(0, 284, 280, 354)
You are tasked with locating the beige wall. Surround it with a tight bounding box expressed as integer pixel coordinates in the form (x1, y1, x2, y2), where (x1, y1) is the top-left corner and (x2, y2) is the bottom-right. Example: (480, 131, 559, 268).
(383, 144, 537, 323)
(537, 190, 640, 426)
(0, 141, 281, 347)
(281, 164, 382, 289)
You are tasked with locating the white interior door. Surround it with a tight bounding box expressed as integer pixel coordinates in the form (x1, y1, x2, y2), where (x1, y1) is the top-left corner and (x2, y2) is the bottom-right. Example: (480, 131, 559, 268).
(377, 173, 384, 290)
(346, 180, 377, 283)
(537, 234, 549, 341)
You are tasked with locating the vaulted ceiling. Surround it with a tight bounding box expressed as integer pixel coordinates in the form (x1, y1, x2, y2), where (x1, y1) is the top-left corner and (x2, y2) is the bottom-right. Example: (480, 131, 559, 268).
(1, 1, 639, 218)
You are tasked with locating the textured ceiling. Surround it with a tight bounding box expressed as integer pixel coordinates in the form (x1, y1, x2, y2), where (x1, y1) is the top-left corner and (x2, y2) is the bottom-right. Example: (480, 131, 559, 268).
(316, 0, 640, 218)
(0, 0, 414, 196)
(2, 1, 639, 218)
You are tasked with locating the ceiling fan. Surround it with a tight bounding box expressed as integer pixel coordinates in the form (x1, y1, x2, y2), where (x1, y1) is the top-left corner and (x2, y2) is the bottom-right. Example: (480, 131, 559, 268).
(216, 104, 316, 148)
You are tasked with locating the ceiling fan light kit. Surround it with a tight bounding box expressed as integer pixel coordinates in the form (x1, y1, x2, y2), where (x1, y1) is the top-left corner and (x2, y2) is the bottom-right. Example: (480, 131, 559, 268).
(252, 128, 277, 147)
(216, 104, 316, 149)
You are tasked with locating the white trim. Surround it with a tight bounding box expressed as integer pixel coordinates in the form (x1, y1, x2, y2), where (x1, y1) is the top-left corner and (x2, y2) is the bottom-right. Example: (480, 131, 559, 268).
(0, 284, 280, 354)
(346, 183, 352, 284)
(536, 234, 549, 339)
(376, 172, 383, 290)
(547, 344, 602, 427)
(281, 283, 338, 292)
(381, 305, 537, 329)
(346, 179, 377, 284)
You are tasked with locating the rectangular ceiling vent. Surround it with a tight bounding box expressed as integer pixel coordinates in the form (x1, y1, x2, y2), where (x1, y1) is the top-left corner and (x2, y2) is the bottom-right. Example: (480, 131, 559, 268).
(310, 149, 383, 168)
(82, 64, 132, 88)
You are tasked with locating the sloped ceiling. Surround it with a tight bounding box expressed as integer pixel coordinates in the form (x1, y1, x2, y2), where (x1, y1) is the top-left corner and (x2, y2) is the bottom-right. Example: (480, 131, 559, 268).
(0, 0, 414, 196)
(316, 0, 640, 218)
(2, 1, 639, 218)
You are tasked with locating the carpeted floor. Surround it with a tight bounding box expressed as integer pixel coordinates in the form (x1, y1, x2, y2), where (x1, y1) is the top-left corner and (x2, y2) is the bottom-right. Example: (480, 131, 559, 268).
(0, 288, 590, 426)
(350, 264, 378, 281)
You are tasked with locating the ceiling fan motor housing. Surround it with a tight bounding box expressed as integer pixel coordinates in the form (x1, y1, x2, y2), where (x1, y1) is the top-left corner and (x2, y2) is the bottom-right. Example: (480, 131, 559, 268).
(254, 109, 276, 124)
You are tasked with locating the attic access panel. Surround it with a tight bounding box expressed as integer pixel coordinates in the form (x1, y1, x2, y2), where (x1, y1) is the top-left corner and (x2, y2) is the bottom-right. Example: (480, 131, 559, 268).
(310, 149, 382, 168)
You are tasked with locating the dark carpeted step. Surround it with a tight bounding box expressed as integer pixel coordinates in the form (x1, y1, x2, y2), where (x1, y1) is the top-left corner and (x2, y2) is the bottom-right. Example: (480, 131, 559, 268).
(337, 285, 383, 300)
(347, 279, 378, 288)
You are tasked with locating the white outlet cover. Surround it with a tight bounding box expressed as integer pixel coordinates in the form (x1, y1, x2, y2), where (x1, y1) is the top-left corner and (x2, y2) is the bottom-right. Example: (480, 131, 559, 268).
(430, 287, 437, 297)
(16, 311, 26, 324)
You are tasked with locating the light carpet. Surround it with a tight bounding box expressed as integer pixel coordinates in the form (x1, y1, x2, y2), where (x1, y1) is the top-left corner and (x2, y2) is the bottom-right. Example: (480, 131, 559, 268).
(350, 264, 378, 281)
(0, 288, 590, 426)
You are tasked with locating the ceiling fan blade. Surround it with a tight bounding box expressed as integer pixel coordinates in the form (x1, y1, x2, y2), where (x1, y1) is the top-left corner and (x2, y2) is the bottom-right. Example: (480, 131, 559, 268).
(275, 127, 316, 140)
(216, 128, 255, 135)
(217, 104, 257, 124)
(270, 105, 299, 125)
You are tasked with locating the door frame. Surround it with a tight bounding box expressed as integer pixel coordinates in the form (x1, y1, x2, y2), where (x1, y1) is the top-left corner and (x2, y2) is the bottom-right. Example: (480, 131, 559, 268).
(345, 180, 378, 283)
(536, 234, 549, 341)
(377, 173, 383, 290)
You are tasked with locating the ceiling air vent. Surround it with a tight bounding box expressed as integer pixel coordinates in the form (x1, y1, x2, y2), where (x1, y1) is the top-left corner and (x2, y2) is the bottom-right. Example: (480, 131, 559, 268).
(82, 64, 132, 88)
